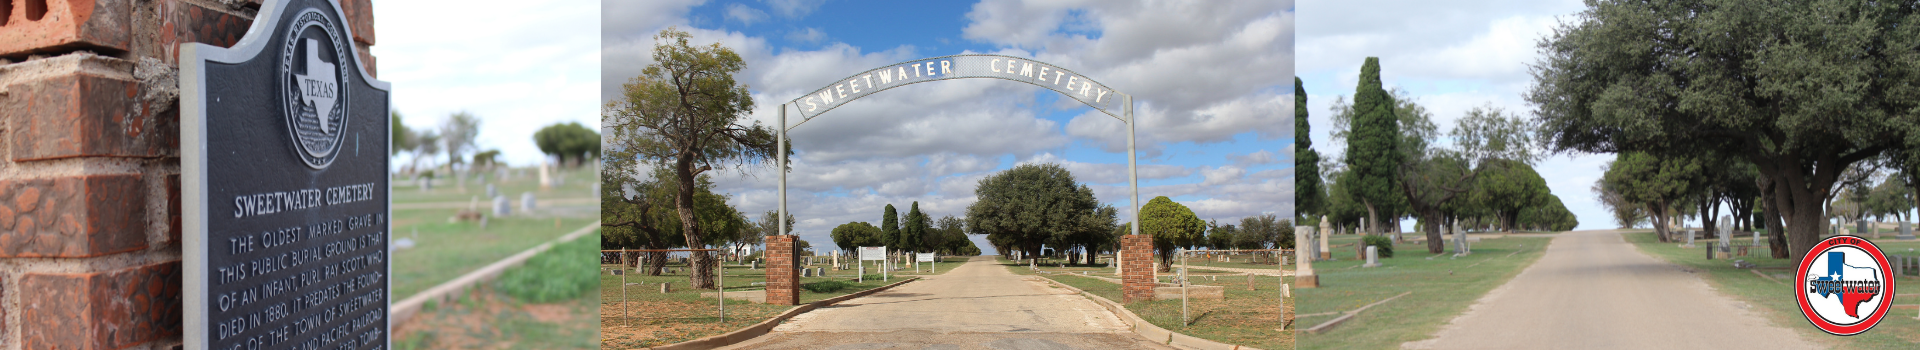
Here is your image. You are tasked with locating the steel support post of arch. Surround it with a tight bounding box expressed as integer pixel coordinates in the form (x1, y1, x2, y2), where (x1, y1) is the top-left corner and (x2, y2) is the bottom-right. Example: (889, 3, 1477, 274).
(1126, 95, 1140, 236)
(779, 104, 788, 237)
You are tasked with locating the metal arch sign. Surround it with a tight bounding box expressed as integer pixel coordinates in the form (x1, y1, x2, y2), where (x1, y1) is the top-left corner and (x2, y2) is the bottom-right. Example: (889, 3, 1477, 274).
(771, 54, 1145, 254)
(787, 54, 1131, 126)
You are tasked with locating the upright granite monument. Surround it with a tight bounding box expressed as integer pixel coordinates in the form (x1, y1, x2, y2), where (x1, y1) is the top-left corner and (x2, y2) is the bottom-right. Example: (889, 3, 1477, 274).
(181, 0, 391, 348)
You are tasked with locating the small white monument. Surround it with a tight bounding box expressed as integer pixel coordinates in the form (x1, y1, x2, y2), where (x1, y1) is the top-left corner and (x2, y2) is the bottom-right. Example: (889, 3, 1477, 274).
(1362, 246, 1381, 268)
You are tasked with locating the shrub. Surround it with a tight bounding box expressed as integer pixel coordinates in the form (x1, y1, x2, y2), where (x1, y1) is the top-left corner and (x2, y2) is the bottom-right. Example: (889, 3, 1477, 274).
(496, 234, 601, 303)
(802, 280, 852, 293)
(1361, 235, 1395, 258)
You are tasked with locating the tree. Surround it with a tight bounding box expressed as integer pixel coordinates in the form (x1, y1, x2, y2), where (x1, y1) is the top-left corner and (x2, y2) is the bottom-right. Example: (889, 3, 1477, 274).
(935, 215, 969, 255)
(534, 122, 603, 167)
(1236, 214, 1285, 250)
(1472, 159, 1550, 233)
(1867, 176, 1913, 223)
(1529, 0, 1920, 261)
(601, 167, 745, 275)
(603, 27, 784, 289)
(880, 204, 900, 251)
(441, 111, 481, 169)
(1593, 170, 1647, 229)
(966, 163, 1101, 261)
(1296, 77, 1326, 219)
(1341, 57, 1405, 235)
(1206, 221, 1237, 249)
(1520, 194, 1579, 232)
(830, 222, 883, 256)
(391, 111, 415, 157)
(1139, 196, 1206, 272)
(1603, 152, 1703, 242)
(412, 130, 440, 173)
(901, 202, 933, 253)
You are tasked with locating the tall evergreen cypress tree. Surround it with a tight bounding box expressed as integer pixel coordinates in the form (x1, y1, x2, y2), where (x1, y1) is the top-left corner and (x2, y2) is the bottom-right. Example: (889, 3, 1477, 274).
(903, 202, 927, 252)
(1341, 57, 1403, 234)
(881, 204, 900, 250)
(1295, 77, 1325, 221)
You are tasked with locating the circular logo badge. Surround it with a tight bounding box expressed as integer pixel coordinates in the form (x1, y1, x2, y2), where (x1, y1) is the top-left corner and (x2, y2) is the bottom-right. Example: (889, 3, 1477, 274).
(279, 9, 350, 169)
(1797, 235, 1895, 336)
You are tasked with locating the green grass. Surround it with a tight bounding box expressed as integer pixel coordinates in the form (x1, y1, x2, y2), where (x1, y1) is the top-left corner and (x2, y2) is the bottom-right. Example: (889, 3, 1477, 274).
(599, 262, 924, 349)
(1623, 231, 1920, 349)
(1294, 234, 1550, 350)
(387, 166, 598, 299)
(1007, 257, 1291, 350)
(497, 233, 602, 302)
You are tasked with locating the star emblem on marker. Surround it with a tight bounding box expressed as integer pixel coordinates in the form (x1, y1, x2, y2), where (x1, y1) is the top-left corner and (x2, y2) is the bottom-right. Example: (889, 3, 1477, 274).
(291, 38, 338, 133)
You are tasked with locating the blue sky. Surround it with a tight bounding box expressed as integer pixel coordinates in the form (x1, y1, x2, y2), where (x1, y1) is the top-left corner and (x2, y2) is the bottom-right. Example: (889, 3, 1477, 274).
(604, 0, 1295, 254)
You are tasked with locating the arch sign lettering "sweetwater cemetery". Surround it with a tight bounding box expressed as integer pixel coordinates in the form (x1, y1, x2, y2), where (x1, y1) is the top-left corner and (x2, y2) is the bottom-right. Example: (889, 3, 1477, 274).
(181, 0, 392, 349)
(772, 54, 1143, 238)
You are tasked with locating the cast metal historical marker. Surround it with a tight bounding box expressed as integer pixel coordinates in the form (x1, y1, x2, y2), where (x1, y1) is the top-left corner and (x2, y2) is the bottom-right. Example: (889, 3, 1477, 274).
(181, 0, 391, 349)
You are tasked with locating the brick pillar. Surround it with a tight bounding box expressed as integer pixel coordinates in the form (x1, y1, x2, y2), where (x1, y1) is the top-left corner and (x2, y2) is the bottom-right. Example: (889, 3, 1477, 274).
(1121, 235, 1156, 303)
(0, 1, 375, 349)
(765, 235, 801, 305)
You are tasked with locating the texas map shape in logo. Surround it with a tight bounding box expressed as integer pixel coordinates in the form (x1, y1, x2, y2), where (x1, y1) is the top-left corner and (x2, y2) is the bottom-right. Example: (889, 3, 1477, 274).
(1812, 251, 1881, 318)
(292, 38, 337, 133)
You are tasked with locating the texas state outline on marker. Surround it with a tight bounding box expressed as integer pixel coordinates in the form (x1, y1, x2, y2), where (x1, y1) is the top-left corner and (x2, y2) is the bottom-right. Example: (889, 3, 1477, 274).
(1810, 251, 1881, 318)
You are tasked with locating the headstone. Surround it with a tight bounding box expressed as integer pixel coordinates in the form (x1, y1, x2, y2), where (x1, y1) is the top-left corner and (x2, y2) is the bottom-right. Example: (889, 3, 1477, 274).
(1719, 216, 1733, 258)
(180, 1, 392, 347)
(1752, 228, 1762, 247)
(1859, 220, 1872, 238)
(1362, 246, 1381, 268)
(1295, 226, 1319, 288)
(494, 195, 510, 215)
(1900, 221, 1914, 239)
(486, 184, 498, 198)
(521, 192, 537, 212)
(538, 160, 553, 189)
(1685, 229, 1696, 248)
(419, 175, 432, 191)
(1318, 216, 1333, 260)
(660, 283, 672, 293)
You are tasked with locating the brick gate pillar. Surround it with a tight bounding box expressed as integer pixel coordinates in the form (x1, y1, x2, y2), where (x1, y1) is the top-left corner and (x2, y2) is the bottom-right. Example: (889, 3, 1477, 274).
(765, 235, 801, 305)
(1121, 235, 1156, 303)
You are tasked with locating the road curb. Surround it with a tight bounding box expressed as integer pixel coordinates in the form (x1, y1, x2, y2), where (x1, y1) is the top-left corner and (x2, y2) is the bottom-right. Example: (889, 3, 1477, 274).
(1033, 275, 1264, 350)
(647, 277, 922, 350)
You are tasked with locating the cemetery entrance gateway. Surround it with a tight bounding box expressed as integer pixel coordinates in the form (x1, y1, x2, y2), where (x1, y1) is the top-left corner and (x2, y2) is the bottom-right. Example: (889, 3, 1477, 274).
(770, 54, 1151, 302)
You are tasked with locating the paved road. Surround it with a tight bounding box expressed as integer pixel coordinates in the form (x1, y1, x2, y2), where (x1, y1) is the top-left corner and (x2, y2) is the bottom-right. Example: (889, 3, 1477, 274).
(722, 256, 1173, 350)
(1404, 229, 1818, 350)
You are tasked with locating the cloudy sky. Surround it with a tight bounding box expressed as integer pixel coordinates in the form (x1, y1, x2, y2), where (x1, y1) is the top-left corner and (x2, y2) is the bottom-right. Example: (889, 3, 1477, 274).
(1296, 0, 1639, 231)
(604, 0, 1295, 254)
(371, 0, 600, 167)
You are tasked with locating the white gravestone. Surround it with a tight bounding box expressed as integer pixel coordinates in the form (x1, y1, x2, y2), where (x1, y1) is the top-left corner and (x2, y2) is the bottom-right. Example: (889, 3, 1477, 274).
(1685, 229, 1695, 248)
(1719, 216, 1732, 254)
(1362, 246, 1380, 268)
(1900, 221, 1915, 239)
(1318, 216, 1333, 260)
(486, 184, 497, 198)
(521, 192, 536, 212)
(493, 196, 510, 216)
(1294, 226, 1318, 288)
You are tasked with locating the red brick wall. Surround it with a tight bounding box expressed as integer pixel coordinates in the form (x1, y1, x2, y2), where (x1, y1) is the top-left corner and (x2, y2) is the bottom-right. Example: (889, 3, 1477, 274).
(764, 235, 799, 305)
(1120, 235, 1155, 303)
(0, 1, 375, 349)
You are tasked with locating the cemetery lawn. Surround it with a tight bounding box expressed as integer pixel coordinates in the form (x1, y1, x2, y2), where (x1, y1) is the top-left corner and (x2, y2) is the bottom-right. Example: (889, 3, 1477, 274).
(1005, 258, 1291, 350)
(1294, 234, 1551, 350)
(391, 233, 602, 350)
(1624, 231, 1920, 349)
(599, 261, 943, 349)
(388, 167, 600, 299)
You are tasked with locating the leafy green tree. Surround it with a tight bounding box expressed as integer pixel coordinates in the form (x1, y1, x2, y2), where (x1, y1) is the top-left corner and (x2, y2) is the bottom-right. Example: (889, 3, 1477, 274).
(831, 221, 884, 256)
(1520, 194, 1579, 232)
(604, 27, 784, 289)
(751, 210, 795, 247)
(1206, 221, 1237, 249)
(1529, 0, 1920, 260)
(1592, 172, 1647, 229)
(935, 215, 969, 255)
(534, 122, 603, 167)
(1602, 152, 1703, 242)
(1472, 159, 1550, 233)
(1296, 77, 1326, 219)
(1140, 196, 1205, 272)
(601, 167, 745, 275)
(391, 111, 414, 157)
(1236, 214, 1286, 250)
(441, 111, 481, 167)
(967, 163, 1102, 261)
(1867, 177, 1913, 223)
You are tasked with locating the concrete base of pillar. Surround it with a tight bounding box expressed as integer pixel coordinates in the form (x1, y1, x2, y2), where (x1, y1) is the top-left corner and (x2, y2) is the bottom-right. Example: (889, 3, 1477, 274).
(1296, 274, 1319, 288)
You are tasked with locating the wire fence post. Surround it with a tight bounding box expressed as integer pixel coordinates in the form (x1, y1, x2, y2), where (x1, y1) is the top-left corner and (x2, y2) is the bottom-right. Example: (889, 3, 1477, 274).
(621, 250, 628, 329)
(717, 255, 725, 323)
